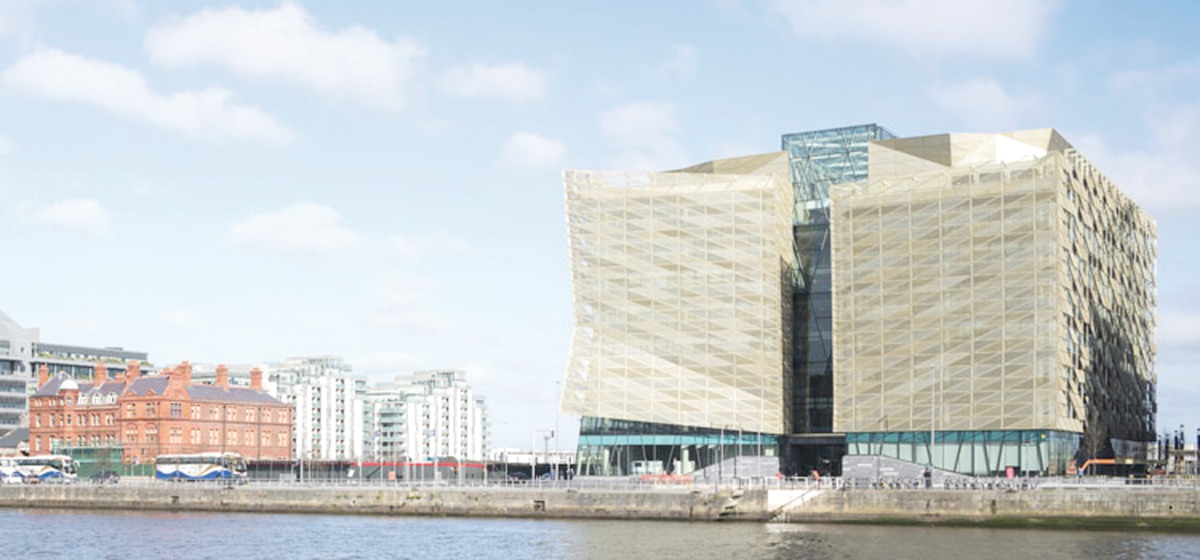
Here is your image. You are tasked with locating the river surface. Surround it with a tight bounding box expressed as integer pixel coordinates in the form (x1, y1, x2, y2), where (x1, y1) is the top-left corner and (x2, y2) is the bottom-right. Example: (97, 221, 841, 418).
(9, 509, 1200, 559)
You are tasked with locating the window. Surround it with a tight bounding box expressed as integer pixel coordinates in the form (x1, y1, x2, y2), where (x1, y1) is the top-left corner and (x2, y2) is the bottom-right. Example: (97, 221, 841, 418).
(125, 428, 138, 444)
(105, 413, 114, 426)
(209, 407, 219, 420)
(277, 432, 286, 447)
(169, 428, 182, 445)
(226, 406, 237, 421)
(169, 402, 182, 418)
(229, 431, 238, 445)
(246, 408, 255, 422)
(190, 405, 200, 420)
(34, 437, 40, 452)
(190, 429, 201, 445)
(145, 402, 157, 417)
(126, 403, 136, 418)
(34, 414, 40, 428)
(208, 429, 219, 445)
(66, 414, 72, 426)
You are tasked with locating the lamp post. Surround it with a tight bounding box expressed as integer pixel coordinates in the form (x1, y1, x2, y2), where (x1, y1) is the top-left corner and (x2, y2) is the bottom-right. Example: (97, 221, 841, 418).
(928, 364, 936, 468)
(718, 425, 724, 482)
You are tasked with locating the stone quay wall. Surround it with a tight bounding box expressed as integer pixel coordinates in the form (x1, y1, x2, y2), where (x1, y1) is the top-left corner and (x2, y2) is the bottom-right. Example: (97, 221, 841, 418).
(5, 483, 1200, 530)
(773, 487, 1200, 529)
(0, 484, 770, 522)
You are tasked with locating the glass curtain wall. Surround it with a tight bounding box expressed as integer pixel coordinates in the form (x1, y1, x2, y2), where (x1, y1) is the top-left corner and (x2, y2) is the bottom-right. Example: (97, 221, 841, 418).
(577, 416, 778, 477)
(846, 430, 1080, 476)
(782, 125, 895, 434)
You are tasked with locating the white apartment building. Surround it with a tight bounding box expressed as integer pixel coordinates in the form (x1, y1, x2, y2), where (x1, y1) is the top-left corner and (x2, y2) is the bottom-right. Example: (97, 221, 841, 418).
(365, 370, 488, 462)
(274, 356, 365, 461)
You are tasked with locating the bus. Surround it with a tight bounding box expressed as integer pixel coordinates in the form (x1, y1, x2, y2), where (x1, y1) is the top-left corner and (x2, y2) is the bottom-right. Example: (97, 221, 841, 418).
(13, 455, 78, 484)
(0, 457, 17, 484)
(155, 452, 247, 483)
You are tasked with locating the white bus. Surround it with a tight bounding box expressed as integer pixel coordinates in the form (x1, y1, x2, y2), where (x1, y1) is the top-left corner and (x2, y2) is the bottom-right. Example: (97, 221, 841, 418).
(0, 457, 18, 484)
(156, 452, 247, 483)
(13, 455, 78, 484)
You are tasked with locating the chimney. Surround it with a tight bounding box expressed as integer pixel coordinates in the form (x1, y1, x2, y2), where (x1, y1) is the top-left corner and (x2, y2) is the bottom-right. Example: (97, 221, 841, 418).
(216, 364, 229, 388)
(125, 361, 141, 381)
(94, 362, 108, 386)
(37, 364, 49, 388)
(250, 367, 263, 391)
(175, 361, 192, 385)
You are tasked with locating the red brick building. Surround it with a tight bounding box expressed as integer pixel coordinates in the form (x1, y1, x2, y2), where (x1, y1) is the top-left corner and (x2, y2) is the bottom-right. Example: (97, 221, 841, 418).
(29, 361, 293, 464)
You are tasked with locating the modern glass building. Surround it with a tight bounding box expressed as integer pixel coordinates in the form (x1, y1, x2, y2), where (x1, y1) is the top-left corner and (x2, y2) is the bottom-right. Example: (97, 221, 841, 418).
(830, 130, 1156, 475)
(562, 156, 795, 477)
(561, 126, 1156, 478)
(783, 125, 895, 474)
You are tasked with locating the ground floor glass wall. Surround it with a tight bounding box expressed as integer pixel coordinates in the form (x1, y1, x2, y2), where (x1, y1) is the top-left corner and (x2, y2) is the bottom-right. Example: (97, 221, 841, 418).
(577, 416, 779, 477)
(845, 430, 1080, 476)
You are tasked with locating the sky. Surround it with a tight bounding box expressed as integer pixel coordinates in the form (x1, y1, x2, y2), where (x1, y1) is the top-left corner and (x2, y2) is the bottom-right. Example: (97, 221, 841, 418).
(0, 0, 1197, 450)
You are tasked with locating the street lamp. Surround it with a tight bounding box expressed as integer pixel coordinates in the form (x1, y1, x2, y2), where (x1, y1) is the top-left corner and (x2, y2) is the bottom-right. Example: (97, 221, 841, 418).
(928, 364, 937, 468)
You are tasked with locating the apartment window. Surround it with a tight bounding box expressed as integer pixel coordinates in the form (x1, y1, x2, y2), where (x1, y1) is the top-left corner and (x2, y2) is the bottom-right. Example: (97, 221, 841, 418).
(229, 431, 238, 446)
(208, 429, 219, 445)
(246, 408, 255, 422)
(34, 414, 40, 428)
(277, 432, 286, 447)
(126, 403, 136, 418)
(105, 413, 114, 426)
(191, 428, 201, 445)
(169, 428, 182, 445)
(34, 437, 40, 452)
(261, 431, 270, 446)
(209, 407, 219, 420)
(145, 402, 157, 417)
(190, 405, 200, 420)
(226, 406, 237, 421)
(169, 403, 182, 418)
(65, 414, 72, 426)
(125, 428, 137, 444)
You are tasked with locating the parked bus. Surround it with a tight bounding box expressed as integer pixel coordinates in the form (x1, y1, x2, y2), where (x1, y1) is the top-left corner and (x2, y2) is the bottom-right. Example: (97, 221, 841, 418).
(0, 457, 17, 484)
(155, 452, 247, 483)
(13, 455, 78, 484)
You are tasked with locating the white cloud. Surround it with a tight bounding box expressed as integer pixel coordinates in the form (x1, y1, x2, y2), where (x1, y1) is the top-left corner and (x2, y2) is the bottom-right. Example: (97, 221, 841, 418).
(1072, 103, 1200, 212)
(365, 278, 447, 332)
(1159, 311, 1200, 351)
(145, 2, 424, 110)
(2, 47, 292, 145)
(387, 231, 469, 261)
(598, 101, 686, 170)
(228, 202, 363, 257)
(439, 63, 547, 102)
(503, 132, 567, 169)
(770, 0, 1060, 59)
(661, 44, 698, 78)
(35, 198, 111, 235)
(930, 76, 1035, 130)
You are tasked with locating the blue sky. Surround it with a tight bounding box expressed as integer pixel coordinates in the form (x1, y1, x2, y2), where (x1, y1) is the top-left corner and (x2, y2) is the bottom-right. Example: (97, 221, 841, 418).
(1, 1, 1197, 449)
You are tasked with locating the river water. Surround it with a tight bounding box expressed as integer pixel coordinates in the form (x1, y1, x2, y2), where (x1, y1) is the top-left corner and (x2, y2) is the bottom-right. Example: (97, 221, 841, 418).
(10, 509, 1200, 559)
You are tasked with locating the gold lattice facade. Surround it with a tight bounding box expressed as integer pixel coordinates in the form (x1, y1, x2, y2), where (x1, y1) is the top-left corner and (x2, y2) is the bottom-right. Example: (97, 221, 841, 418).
(831, 130, 1156, 467)
(562, 154, 795, 435)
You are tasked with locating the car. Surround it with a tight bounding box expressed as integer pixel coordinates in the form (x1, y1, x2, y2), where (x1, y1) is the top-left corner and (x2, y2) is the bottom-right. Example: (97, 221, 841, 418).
(89, 470, 120, 484)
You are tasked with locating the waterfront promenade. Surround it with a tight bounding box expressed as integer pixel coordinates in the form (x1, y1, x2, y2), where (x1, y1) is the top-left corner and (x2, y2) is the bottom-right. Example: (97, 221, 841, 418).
(4, 477, 1200, 530)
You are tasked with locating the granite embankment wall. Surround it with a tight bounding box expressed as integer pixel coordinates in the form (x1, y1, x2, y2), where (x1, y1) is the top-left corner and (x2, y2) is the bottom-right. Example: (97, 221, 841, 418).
(0, 484, 769, 522)
(5, 485, 1200, 529)
(774, 487, 1200, 529)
